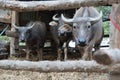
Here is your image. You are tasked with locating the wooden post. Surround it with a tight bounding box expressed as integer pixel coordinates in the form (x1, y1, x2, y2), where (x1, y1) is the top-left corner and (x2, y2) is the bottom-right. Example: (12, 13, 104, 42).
(109, 4, 120, 80)
(93, 49, 120, 65)
(10, 10, 19, 57)
(109, 73, 120, 80)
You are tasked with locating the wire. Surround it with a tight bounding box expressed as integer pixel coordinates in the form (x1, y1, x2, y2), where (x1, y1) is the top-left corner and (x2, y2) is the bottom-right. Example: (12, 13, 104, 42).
(0, 24, 9, 36)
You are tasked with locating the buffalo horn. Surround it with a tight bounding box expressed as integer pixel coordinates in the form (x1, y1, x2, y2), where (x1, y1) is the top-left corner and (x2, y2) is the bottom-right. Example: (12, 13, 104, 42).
(12, 24, 19, 29)
(61, 14, 73, 23)
(52, 14, 60, 21)
(89, 11, 103, 23)
(27, 23, 35, 29)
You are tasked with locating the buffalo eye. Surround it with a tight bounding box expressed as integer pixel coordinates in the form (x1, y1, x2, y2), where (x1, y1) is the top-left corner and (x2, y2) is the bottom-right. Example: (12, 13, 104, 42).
(87, 25, 91, 29)
(73, 25, 77, 29)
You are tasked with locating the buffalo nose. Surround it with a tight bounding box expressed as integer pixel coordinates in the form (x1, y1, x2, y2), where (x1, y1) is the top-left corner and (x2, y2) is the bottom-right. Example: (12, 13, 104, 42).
(20, 40, 25, 42)
(79, 39, 86, 46)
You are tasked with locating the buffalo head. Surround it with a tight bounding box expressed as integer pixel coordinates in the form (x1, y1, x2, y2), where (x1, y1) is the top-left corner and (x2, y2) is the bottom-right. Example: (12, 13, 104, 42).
(61, 10, 102, 47)
(50, 14, 72, 37)
(58, 24, 72, 36)
(13, 23, 34, 42)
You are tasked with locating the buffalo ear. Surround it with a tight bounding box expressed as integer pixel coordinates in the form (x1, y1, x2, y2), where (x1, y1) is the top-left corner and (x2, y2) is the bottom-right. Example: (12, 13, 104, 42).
(49, 21, 58, 27)
(52, 14, 60, 21)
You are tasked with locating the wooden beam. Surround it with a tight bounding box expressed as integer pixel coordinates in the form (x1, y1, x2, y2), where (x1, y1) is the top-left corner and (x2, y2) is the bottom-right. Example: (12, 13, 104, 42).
(0, 60, 120, 73)
(93, 49, 120, 65)
(0, 0, 118, 12)
(0, 60, 119, 73)
(0, 9, 11, 23)
(6, 30, 18, 38)
(0, 17, 11, 23)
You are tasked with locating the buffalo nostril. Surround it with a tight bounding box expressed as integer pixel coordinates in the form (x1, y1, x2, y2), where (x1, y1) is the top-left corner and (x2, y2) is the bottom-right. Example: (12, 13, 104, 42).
(58, 30, 60, 33)
(79, 40, 86, 46)
(21, 40, 25, 42)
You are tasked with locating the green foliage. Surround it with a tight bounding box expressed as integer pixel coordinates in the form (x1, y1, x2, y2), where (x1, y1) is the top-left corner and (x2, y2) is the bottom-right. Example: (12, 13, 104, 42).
(0, 36, 9, 42)
(97, 6, 111, 19)
(103, 21, 110, 35)
(97, 6, 111, 35)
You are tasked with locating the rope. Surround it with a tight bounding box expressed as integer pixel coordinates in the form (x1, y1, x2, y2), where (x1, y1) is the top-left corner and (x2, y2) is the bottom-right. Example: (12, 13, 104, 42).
(0, 24, 9, 36)
(109, 14, 120, 31)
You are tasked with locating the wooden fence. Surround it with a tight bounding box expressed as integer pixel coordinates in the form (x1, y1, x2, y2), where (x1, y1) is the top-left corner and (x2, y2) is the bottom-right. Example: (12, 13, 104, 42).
(0, 0, 120, 80)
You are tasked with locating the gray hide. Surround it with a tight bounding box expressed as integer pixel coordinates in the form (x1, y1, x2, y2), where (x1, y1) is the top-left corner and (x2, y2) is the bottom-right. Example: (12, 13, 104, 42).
(61, 7, 104, 60)
(49, 14, 72, 61)
(13, 21, 46, 61)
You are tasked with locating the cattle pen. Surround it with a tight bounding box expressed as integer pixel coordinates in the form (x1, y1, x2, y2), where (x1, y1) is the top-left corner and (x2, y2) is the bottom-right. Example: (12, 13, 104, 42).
(0, 0, 120, 80)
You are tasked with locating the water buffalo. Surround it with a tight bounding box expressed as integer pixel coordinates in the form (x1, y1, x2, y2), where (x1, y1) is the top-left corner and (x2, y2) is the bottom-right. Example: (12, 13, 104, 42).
(49, 14, 72, 61)
(61, 7, 104, 60)
(13, 21, 46, 60)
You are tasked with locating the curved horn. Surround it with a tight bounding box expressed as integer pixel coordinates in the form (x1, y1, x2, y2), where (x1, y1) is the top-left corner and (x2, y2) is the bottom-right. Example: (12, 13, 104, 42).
(52, 14, 60, 21)
(12, 24, 19, 29)
(89, 11, 103, 22)
(61, 14, 73, 23)
(27, 23, 35, 29)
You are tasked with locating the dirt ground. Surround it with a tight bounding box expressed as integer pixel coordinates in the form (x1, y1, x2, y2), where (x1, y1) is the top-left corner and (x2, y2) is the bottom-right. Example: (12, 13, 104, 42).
(0, 69, 109, 80)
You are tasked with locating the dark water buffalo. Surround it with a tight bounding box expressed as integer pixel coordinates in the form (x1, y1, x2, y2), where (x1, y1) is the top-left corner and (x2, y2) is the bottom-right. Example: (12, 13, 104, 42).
(49, 14, 72, 61)
(13, 21, 46, 60)
(61, 7, 104, 60)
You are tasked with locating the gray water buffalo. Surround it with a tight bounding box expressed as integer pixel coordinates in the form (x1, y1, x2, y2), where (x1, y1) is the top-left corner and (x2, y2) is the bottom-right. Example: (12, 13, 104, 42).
(61, 7, 104, 60)
(49, 14, 72, 61)
(13, 21, 46, 60)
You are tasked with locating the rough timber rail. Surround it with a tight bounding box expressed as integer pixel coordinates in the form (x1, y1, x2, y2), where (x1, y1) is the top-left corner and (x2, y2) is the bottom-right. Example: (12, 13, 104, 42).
(0, 0, 119, 12)
(0, 60, 113, 72)
(0, 60, 119, 73)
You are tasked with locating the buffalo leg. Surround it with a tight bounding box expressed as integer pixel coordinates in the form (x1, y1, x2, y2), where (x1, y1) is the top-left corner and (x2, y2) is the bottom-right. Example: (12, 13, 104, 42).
(89, 48, 93, 60)
(26, 48, 31, 60)
(82, 52, 88, 60)
(94, 43, 100, 51)
(87, 46, 93, 60)
(78, 46, 84, 59)
(64, 47, 67, 61)
(37, 48, 42, 60)
(82, 46, 92, 60)
(64, 41, 70, 61)
(57, 48, 62, 60)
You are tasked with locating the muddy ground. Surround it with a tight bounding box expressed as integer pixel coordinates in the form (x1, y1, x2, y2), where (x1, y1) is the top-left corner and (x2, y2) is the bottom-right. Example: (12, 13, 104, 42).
(0, 69, 109, 80)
